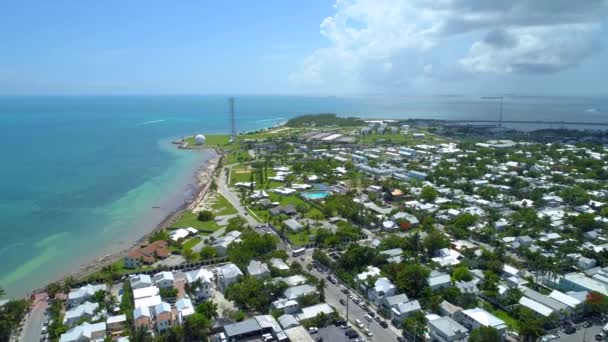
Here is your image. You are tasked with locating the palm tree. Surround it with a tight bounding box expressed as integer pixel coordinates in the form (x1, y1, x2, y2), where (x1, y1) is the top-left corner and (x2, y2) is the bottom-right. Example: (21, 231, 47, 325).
(131, 325, 152, 342)
(185, 279, 203, 299)
(0, 286, 4, 299)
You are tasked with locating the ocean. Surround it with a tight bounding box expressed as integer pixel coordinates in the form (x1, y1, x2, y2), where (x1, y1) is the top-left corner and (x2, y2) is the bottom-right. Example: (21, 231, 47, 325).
(0, 95, 606, 296)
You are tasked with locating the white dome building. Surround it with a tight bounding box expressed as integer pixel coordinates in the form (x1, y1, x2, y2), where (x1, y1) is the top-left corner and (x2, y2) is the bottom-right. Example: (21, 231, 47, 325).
(194, 134, 206, 145)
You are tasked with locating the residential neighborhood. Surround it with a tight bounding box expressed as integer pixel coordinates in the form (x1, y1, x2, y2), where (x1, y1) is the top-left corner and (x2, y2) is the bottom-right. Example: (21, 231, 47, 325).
(8, 115, 608, 342)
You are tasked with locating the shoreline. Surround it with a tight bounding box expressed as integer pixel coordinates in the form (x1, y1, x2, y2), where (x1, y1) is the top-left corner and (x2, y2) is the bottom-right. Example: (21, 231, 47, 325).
(29, 147, 223, 295)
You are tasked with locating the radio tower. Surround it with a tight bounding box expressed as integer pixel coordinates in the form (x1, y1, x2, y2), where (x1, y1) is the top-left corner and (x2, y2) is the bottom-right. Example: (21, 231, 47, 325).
(229, 97, 236, 142)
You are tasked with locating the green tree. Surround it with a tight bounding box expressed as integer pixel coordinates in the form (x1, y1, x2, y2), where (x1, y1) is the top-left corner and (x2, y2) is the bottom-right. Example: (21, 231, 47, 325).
(197, 210, 215, 222)
(395, 263, 430, 298)
(196, 301, 218, 319)
(199, 246, 217, 260)
(182, 247, 197, 262)
(585, 291, 608, 314)
(517, 307, 545, 342)
(421, 186, 439, 202)
(402, 311, 427, 341)
(183, 313, 212, 341)
(452, 265, 473, 282)
(423, 229, 450, 255)
(469, 326, 501, 342)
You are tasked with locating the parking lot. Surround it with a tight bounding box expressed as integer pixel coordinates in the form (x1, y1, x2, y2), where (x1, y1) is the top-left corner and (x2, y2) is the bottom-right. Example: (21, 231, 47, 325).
(552, 322, 606, 342)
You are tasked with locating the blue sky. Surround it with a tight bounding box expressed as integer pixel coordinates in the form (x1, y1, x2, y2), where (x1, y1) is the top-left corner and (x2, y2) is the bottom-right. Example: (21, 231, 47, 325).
(1, 0, 607, 96)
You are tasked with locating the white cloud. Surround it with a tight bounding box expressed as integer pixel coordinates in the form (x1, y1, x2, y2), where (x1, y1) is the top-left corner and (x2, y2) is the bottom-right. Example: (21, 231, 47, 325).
(291, 0, 607, 92)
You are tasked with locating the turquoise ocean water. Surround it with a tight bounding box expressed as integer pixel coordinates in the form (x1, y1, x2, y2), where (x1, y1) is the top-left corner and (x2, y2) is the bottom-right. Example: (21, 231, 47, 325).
(0, 95, 606, 296)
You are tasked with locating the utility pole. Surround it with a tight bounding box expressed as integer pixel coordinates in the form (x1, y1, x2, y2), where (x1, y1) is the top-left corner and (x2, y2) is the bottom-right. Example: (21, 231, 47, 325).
(229, 97, 236, 142)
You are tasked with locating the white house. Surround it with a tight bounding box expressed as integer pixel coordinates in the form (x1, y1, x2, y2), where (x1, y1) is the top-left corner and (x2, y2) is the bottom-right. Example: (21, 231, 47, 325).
(428, 316, 469, 342)
(185, 268, 215, 301)
(454, 308, 507, 340)
(247, 260, 271, 279)
(59, 322, 106, 342)
(175, 298, 195, 325)
(367, 277, 397, 305)
(63, 302, 103, 327)
(67, 284, 107, 308)
(153, 271, 175, 289)
(428, 271, 451, 291)
(130, 274, 153, 290)
(391, 300, 421, 325)
(272, 298, 300, 314)
(217, 263, 244, 290)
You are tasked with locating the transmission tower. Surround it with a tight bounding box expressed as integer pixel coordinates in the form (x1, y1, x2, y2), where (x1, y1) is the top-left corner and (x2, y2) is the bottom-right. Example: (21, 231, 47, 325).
(229, 97, 236, 142)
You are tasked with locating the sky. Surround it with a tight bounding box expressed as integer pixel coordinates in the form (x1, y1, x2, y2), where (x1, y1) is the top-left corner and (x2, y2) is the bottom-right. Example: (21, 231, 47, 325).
(1, 0, 607, 96)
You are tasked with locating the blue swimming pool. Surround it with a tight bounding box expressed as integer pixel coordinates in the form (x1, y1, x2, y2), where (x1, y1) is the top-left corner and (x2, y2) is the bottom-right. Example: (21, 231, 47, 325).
(301, 191, 330, 200)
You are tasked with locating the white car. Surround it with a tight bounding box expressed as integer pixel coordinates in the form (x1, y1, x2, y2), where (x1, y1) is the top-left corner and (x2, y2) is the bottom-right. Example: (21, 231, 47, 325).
(308, 327, 318, 334)
(364, 314, 373, 322)
(355, 319, 364, 328)
(364, 328, 373, 337)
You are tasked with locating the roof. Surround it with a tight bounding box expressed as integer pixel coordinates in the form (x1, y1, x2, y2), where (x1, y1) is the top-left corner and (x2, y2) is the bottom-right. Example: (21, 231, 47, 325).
(357, 266, 381, 282)
(549, 290, 582, 308)
(429, 317, 468, 337)
(373, 277, 396, 294)
(60, 322, 106, 342)
(185, 267, 214, 284)
(521, 286, 569, 312)
(394, 300, 421, 315)
(133, 306, 151, 319)
(224, 318, 262, 338)
(384, 293, 409, 307)
(153, 271, 174, 283)
(519, 297, 553, 317)
(68, 284, 106, 300)
(284, 284, 317, 300)
(64, 302, 99, 322)
(296, 303, 334, 321)
(270, 258, 290, 270)
(278, 314, 299, 329)
(134, 295, 162, 310)
(461, 308, 507, 329)
(284, 326, 315, 342)
(106, 314, 126, 324)
(217, 263, 244, 279)
(564, 273, 608, 296)
(130, 274, 153, 288)
(133, 286, 159, 300)
(428, 273, 451, 287)
(247, 260, 270, 276)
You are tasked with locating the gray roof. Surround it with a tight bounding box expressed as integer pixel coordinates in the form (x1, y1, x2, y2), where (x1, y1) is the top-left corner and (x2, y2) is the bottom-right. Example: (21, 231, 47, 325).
(278, 314, 299, 329)
(284, 284, 317, 300)
(384, 293, 409, 307)
(521, 286, 569, 312)
(395, 300, 421, 315)
(224, 319, 261, 338)
(429, 317, 468, 337)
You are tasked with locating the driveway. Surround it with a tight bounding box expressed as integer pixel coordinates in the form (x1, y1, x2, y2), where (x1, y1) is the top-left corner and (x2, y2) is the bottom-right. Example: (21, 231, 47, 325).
(217, 166, 259, 227)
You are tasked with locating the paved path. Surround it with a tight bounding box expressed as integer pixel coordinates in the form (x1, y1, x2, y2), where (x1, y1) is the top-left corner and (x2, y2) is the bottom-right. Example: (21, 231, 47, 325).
(20, 293, 48, 342)
(217, 166, 259, 227)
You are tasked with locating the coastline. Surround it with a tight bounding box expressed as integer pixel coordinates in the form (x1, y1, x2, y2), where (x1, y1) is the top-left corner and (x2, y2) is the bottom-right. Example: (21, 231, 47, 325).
(29, 147, 223, 294)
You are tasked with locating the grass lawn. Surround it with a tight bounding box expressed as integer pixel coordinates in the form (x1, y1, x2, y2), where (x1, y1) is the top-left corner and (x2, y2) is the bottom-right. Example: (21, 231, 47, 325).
(181, 236, 202, 251)
(358, 132, 442, 145)
(170, 210, 222, 234)
(229, 165, 277, 188)
(286, 228, 318, 246)
(210, 193, 238, 216)
(185, 134, 234, 148)
(480, 300, 519, 330)
(225, 150, 251, 165)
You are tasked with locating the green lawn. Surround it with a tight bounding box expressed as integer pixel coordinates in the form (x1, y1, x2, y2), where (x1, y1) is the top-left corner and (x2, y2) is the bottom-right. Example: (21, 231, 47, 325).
(210, 193, 238, 216)
(225, 150, 251, 165)
(229, 166, 277, 188)
(181, 236, 202, 251)
(358, 132, 442, 145)
(480, 300, 519, 330)
(170, 210, 222, 234)
(286, 228, 318, 246)
(184, 134, 234, 148)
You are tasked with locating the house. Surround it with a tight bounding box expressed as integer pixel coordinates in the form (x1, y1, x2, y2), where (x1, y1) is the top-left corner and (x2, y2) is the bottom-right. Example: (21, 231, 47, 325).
(520, 286, 572, 319)
(153, 271, 174, 289)
(272, 298, 299, 314)
(169, 227, 198, 242)
(278, 314, 299, 330)
(356, 266, 381, 286)
(124, 240, 170, 269)
(439, 300, 463, 318)
(185, 267, 215, 301)
(428, 271, 451, 291)
(432, 248, 462, 267)
(284, 284, 317, 300)
(455, 308, 507, 339)
(392, 212, 420, 227)
(68, 284, 107, 308)
(59, 322, 106, 342)
(133, 306, 152, 331)
(223, 315, 287, 342)
(519, 297, 554, 318)
(175, 298, 195, 325)
(558, 273, 608, 296)
(382, 294, 409, 310)
(154, 302, 173, 333)
(213, 231, 242, 257)
(367, 277, 397, 305)
(217, 263, 244, 290)
(269, 258, 290, 271)
(380, 248, 403, 263)
(391, 300, 422, 325)
(106, 315, 127, 334)
(296, 303, 334, 321)
(578, 256, 597, 270)
(428, 317, 469, 342)
(283, 218, 304, 232)
(63, 301, 103, 327)
(130, 274, 153, 290)
(247, 260, 271, 279)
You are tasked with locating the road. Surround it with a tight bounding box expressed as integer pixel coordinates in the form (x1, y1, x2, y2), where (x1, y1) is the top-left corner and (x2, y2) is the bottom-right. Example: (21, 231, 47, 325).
(20, 293, 48, 342)
(295, 251, 400, 342)
(217, 166, 259, 227)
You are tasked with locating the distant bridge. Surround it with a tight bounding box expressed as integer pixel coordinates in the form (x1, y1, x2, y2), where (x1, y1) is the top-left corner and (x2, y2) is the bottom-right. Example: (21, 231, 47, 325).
(446, 119, 608, 127)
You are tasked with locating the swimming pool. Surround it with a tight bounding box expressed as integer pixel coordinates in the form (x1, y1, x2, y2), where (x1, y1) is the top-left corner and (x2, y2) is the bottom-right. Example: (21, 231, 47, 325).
(301, 191, 330, 200)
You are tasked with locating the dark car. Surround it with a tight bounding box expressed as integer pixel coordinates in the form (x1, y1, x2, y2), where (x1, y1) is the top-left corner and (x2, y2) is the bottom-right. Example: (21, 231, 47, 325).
(335, 319, 346, 326)
(397, 337, 406, 342)
(369, 311, 375, 318)
(595, 334, 603, 341)
(564, 327, 576, 335)
(340, 299, 347, 306)
(584, 321, 593, 328)
(345, 329, 356, 336)
(380, 320, 388, 328)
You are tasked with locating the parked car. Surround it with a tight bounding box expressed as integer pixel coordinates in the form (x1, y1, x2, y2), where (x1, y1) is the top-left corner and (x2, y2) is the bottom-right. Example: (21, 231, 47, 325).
(374, 316, 382, 323)
(345, 329, 356, 336)
(364, 328, 373, 337)
(308, 327, 318, 334)
(355, 319, 364, 328)
(368, 311, 375, 318)
(340, 299, 347, 306)
(380, 320, 388, 328)
(596, 334, 604, 341)
(352, 297, 360, 304)
(364, 314, 373, 322)
(564, 326, 576, 335)
(341, 286, 348, 294)
(335, 319, 346, 326)
(584, 321, 593, 328)
(359, 303, 367, 310)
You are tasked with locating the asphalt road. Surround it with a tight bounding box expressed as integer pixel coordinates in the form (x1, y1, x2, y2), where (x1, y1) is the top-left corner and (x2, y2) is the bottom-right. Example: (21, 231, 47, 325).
(218, 166, 259, 227)
(295, 251, 400, 342)
(20, 293, 48, 342)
